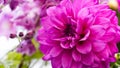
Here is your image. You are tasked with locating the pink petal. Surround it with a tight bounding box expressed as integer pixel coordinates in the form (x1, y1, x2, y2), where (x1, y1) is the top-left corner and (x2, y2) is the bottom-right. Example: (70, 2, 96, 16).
(50, 17, 64, 30)
(72, 50, 81, 62)
(80, 30, 90, 41)
(100, 33, 115, 42)
(60, 41, 71, 49)
(73, 0, 97, 13)
(71, 61, 82, 68)
(89, 5, 109, 15)
(46, 6, 58, 16)
(94, 17, 110, 29)
(78, 8, 89, 20)
(76, 20, 83, 34)
(51, 55, 62, 68)
(50, 46, 63, 57)
(43, 54, 51, 60)
(39, 44, 52, 55)
(76, 41, 92, 54)
(92, 40, 106, 52)
(97, 47, 109, 61)
(90, 25, 105, 39)
(62, 52, 72, 68)
(82, 52, 94, 65)
(42, 46, 63, 60)
(108, 42, 118, 55)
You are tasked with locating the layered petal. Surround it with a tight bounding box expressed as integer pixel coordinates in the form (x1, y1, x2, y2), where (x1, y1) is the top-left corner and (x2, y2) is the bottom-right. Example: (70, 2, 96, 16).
(62, 52, 72, 68)
(76, 41, 92, 54)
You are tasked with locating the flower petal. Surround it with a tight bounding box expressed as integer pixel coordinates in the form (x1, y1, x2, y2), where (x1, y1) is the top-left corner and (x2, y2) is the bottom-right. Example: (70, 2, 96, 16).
(108, 42, 118, 55)
(76, 41, 92, 54)
(90, 25, 105, 39)
(72, 50, 81, 62)
(62, 52, 72, 68)
(51, 55, 62, 68)
(50, 46, 63, 57)
(50, 17, 65, 30)
(82, 52, 94, 65)
(71, 61, 82, 68)
(78, 8, 89, 20)
(97, 47, 109, 61)
(60, 41, 71, 49)
(80, 30, 90, 41)
(76, 20, 83, 34)
(39, 44, 52, 55)
(73, 0, 98, 13)
(92, 40, 106, 52)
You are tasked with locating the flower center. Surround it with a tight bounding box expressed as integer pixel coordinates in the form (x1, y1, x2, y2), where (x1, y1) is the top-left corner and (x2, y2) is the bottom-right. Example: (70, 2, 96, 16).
(64, 24, 75, 37)
(60, 23, 76, 49)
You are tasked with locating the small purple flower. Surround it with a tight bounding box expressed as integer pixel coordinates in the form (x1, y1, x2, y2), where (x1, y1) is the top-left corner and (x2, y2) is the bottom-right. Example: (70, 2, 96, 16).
(0, 5, 17, 38)
(17, 40, 36, 56)
(11, 0, 41, 30)
(37, 0, 120, 68)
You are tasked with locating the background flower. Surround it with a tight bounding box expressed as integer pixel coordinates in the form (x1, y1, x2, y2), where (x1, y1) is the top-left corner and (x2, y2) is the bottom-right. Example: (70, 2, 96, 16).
(0, 5, 17, 38)
(17, 40, 36, 56)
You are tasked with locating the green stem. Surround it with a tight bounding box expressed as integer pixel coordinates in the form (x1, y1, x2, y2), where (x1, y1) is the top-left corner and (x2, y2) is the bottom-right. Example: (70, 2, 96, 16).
(18, 54, 25, 68)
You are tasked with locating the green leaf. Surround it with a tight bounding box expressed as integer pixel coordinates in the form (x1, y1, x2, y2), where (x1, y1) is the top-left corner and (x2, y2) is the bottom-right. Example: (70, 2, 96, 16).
(5, 60, 21, 68)
(31, 50, 43, 59)
(7, 52, 22, 60)
(24, 50, 43, 61)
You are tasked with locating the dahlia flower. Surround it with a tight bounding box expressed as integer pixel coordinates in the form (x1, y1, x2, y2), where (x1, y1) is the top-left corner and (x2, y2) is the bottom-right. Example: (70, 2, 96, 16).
(37, 0, 120, 68)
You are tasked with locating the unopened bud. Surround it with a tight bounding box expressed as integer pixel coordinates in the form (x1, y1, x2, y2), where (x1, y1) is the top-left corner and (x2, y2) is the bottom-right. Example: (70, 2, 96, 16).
(9, 33, 17, 38)
(108, 0, 119, 10)
(24, 32, 34, 40)
(19, 32, 24, 37)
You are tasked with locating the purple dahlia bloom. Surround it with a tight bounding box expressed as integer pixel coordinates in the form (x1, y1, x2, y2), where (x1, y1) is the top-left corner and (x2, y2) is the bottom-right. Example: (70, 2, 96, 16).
(37, 0, 120, 68)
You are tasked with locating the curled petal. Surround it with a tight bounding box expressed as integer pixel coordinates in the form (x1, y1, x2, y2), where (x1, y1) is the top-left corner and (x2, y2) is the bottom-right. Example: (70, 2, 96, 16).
(76, 41, 92, 54)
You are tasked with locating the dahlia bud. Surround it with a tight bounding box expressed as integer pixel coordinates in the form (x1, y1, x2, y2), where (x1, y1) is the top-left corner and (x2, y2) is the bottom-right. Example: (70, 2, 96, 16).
(108, 0, 119, 10)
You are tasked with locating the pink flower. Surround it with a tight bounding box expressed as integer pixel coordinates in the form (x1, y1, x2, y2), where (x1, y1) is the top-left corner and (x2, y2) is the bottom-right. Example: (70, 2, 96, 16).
(37, 0, 120, 68)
